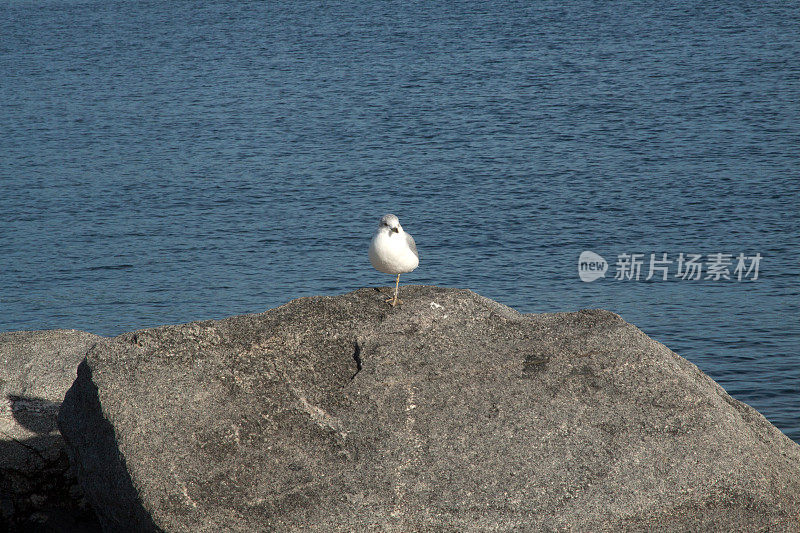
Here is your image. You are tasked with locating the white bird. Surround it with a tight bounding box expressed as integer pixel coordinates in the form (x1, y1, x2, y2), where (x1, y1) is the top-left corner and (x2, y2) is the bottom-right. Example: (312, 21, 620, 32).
(369, 214, 419, 307)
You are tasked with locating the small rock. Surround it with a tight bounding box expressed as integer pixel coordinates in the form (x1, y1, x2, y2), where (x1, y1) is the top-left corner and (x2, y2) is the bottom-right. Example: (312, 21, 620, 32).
(0, 330, 103, 532)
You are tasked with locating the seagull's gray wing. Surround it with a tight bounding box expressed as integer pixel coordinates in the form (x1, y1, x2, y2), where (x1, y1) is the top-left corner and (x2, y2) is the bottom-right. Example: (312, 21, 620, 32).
(405, 232, 419, 259)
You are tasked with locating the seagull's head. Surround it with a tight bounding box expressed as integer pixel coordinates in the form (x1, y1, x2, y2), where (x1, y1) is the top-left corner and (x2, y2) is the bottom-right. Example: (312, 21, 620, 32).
(379, 214, 401, 234)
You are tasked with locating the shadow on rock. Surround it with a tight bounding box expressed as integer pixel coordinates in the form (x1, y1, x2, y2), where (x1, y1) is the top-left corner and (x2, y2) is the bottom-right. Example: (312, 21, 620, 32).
(2, 395, 102, 533)
(8, 395, 60, 435)
(59, 361, 163, 532)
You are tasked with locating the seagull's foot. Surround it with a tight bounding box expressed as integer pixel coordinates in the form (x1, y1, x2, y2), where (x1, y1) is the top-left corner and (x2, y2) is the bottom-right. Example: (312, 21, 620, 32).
(384, 297, 403, 307)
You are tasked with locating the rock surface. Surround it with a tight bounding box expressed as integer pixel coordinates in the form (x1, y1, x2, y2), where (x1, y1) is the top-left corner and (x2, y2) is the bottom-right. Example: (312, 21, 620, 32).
(58, 286, 800, 531)
(0, 330, 102, 532)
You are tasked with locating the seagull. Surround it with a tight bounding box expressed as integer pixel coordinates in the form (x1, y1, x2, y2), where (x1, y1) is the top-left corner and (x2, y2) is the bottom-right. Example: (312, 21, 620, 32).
(369, 214, 419, 307)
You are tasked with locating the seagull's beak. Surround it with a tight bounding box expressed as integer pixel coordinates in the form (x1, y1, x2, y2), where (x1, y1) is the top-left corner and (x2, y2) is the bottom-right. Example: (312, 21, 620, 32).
(391, 227, 399, 233)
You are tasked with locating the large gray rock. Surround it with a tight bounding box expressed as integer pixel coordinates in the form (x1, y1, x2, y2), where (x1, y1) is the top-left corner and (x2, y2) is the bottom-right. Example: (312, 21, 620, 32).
(58, 287, 800, 531)
(0, 330, 102, 532)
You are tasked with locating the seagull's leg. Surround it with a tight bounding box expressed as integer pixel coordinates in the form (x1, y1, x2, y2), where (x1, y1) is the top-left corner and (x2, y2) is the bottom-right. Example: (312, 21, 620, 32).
(385, 273, 402, 306)
(384, 274, 403, 306)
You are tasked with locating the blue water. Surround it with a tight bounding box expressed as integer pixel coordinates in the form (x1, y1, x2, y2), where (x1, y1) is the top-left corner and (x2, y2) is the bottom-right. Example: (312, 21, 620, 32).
(1, 1, 798, 442)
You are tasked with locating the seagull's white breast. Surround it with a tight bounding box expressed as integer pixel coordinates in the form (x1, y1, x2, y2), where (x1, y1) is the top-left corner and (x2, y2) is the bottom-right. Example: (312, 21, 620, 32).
(369, 230, 419, 274)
